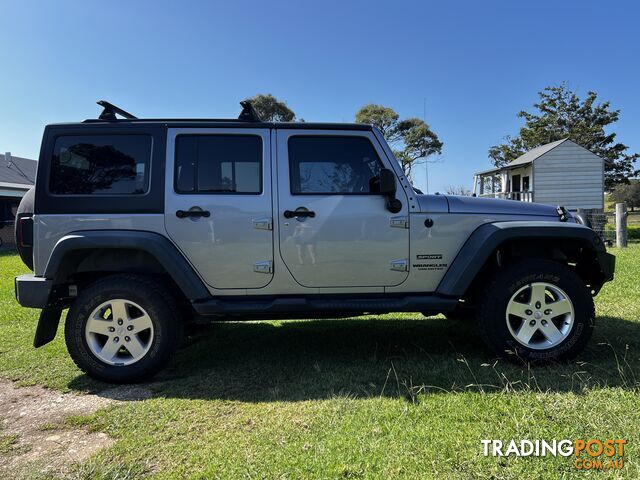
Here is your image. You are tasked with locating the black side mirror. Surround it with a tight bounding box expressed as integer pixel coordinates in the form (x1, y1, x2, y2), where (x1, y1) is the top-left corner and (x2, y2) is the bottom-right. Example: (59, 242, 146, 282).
(379, 168, 402, 213)
(379, 168, 397, 196)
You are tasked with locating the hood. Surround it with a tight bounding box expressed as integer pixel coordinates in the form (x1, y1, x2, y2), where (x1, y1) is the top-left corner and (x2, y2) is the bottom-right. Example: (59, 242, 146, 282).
(445, 195, 559, 216)
(416, 194, 559, 217)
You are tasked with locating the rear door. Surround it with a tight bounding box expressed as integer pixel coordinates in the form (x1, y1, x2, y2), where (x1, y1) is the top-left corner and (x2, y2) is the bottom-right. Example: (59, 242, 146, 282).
(164, 128, 273, 289)
(276, 130, 410, 288)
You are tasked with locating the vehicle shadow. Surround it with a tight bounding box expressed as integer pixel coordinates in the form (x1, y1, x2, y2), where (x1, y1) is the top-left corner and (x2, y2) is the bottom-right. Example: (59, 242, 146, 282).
(68, 314, 640, 402)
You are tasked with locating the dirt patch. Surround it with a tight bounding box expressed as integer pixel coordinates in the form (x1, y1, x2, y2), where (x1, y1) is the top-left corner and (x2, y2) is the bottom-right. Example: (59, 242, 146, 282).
(0, 379, 152, 477)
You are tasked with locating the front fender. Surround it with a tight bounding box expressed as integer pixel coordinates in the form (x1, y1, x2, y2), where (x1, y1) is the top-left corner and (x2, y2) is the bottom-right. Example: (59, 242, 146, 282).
(436, 221, 614, 297)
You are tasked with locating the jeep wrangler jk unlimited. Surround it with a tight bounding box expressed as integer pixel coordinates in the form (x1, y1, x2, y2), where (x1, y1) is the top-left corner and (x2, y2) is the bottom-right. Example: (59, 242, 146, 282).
(14, 101, 615, 383)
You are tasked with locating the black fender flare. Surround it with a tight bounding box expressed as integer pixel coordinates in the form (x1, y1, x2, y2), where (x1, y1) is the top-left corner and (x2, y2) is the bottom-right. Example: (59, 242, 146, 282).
(44, 230, 210, 301)
(436, 221, 612, 297)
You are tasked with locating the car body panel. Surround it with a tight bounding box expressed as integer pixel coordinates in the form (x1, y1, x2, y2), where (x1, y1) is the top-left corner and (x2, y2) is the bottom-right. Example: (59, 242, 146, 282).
(164, 128, 274, 290)
(275, 129, 411, 289)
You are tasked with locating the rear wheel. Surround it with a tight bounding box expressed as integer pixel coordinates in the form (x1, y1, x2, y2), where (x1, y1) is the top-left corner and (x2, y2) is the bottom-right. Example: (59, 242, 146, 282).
(65, 275, 182, 383)
(477, 259, 594, 361)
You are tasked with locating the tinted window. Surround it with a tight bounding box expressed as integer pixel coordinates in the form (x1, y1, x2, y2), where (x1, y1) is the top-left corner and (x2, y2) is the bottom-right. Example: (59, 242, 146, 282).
(175, 135, 262, 194)
(50, 135, 151, 195)
(288, 136, 383, 194)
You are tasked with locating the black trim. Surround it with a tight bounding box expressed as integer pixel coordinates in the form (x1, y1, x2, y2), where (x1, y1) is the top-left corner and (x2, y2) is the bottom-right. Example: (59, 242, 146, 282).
(43, 230, 209, 300)
(35, 124, 167, 215)
(192, 294, 458, 317)
(15, 274, 53, 308)
(436, 221, 611, 297)
(33, 309, 63, 348)
(75, 120, 373, 131)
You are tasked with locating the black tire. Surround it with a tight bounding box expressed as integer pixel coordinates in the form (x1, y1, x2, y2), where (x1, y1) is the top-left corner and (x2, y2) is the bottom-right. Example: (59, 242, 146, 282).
(65, 275, 183, 383)
(477, 259, 594, 362)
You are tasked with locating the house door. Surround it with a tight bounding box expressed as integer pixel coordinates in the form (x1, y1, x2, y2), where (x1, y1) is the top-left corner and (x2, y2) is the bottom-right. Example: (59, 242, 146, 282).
(511, 174, 521, 200)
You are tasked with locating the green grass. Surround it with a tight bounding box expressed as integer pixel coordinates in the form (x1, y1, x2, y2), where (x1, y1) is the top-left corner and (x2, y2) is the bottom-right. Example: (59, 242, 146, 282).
(1, 247, 640, 478)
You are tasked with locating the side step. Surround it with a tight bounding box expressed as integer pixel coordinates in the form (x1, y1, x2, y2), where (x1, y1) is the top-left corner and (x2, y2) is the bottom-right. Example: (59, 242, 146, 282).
(192, 295, 458, 317)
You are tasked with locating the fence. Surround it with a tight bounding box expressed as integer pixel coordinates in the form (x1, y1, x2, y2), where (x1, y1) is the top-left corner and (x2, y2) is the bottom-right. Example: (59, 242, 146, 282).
(582, 203, 629, 247)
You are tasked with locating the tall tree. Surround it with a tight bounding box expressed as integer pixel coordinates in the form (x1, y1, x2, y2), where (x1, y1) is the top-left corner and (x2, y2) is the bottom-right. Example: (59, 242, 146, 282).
(244, 94, 296, 122)
(611, 180, 640, 211)
(489, 83, 638, 189)
(355, 104, 442, 180)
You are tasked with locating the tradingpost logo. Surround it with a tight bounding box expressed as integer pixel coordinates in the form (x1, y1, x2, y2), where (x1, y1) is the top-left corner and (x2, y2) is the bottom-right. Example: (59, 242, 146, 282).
(481, 439, 627, 470)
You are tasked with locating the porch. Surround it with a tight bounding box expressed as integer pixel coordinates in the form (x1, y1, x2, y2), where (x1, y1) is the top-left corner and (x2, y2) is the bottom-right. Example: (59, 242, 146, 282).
(472, 165, 533, 203)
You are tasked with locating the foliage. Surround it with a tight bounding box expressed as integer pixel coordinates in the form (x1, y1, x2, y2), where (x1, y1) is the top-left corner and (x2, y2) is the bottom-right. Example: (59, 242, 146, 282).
(244, 94, 296, 122)
(355, 104, 442, 180)
(611, 180, 640, 211)
(445, 185, 472, 196)
(489, 83, 639, 189)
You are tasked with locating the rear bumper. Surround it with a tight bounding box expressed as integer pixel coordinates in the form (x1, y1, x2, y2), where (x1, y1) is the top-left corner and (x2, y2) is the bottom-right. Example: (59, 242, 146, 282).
(15, 274, 52, 308)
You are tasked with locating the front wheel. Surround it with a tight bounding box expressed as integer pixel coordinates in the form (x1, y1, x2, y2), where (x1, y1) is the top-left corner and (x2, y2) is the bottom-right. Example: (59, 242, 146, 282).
(477, 259, 594, 362)
(65, 275, 183, 383)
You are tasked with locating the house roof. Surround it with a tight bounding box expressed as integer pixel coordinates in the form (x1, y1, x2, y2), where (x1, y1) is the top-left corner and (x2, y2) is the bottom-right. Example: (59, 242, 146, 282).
(0, 153, 37, 187)
(475, 138, 570, 176)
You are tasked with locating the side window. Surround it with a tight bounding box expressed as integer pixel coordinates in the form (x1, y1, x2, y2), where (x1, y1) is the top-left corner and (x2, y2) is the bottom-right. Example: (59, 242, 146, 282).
(50, 135, 152, 195)
(175, 135, 262, 194)
(288, 136, 383, 194)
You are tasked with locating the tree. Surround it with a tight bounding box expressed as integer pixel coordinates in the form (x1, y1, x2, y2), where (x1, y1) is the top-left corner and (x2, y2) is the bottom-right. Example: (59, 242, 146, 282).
(611, 180, 640, 211)
(355, 104, 443, 180)
(445, 185, 472, 196)
(244, 94, 296, 122)
(488, 83, 639, 189)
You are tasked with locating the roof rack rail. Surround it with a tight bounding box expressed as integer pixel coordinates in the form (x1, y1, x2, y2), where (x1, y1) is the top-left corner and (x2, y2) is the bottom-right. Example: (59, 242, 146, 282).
(238, 101, 262, 122)
(97, 100, 137, 121)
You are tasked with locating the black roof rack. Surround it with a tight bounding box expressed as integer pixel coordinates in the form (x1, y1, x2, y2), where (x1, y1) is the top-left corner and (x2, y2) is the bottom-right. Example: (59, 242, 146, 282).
(237, 101, 262, 122)
(97, 100, 137, 121)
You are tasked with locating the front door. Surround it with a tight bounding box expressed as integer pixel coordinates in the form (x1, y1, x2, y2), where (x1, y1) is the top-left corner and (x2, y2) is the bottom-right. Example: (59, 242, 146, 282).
(276, 130, 410, 288)
(164, 128, 273, 289)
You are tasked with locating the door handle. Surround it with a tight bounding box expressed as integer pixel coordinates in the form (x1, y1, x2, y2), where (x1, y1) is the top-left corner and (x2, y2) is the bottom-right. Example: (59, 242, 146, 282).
(284, 209, 316, 219)
(176, 209, 211, 219)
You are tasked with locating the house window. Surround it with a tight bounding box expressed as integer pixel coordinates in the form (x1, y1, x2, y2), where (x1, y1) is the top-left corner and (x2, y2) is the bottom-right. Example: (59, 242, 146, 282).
(522, 176, 530, 191)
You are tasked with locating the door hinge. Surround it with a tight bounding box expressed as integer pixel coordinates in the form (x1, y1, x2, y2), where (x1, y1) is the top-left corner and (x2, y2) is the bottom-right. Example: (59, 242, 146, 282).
(253, 261, 273, 274)
(252, 217, 273, 231)
(389, 215, 409, 229)
(390, 259, 409, 272)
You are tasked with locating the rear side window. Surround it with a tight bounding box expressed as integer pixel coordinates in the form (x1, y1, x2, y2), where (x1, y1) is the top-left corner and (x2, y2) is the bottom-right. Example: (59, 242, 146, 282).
(175, 135, 262, 194)
(50, 135, 152, 195)
(288, 136, 383, 194)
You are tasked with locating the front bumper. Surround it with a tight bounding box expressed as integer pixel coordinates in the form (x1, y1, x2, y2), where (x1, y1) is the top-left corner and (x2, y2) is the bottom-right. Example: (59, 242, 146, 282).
(598, 251, 616, 282)
(15, 274, 52, 308)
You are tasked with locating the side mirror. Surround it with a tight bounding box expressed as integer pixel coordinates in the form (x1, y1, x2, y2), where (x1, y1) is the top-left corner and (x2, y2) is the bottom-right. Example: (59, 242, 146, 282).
(379, 168, 397, 196)
(379, 168, 402, 213)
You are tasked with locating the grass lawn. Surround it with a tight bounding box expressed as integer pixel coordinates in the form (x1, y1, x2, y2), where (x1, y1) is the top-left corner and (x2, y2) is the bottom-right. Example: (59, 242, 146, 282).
(1, 246, 639, 478)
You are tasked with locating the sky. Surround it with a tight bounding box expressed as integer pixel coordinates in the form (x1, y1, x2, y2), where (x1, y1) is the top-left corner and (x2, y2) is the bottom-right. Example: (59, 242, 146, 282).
(1, 0, 638, 194)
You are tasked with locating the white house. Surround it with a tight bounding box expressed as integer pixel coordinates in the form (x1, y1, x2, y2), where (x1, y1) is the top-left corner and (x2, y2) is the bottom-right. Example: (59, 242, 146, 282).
(1, 152, 37, 245)
(472, 139, 604, 211)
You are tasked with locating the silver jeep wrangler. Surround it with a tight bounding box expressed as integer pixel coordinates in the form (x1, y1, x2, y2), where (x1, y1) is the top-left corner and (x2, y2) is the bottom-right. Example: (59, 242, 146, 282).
(14, 101, 615, 383)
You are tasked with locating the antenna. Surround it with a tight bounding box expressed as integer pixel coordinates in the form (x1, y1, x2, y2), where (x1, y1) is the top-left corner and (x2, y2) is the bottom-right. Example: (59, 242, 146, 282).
(97, 100, 137, 121)
(238, 101, 262, 122)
